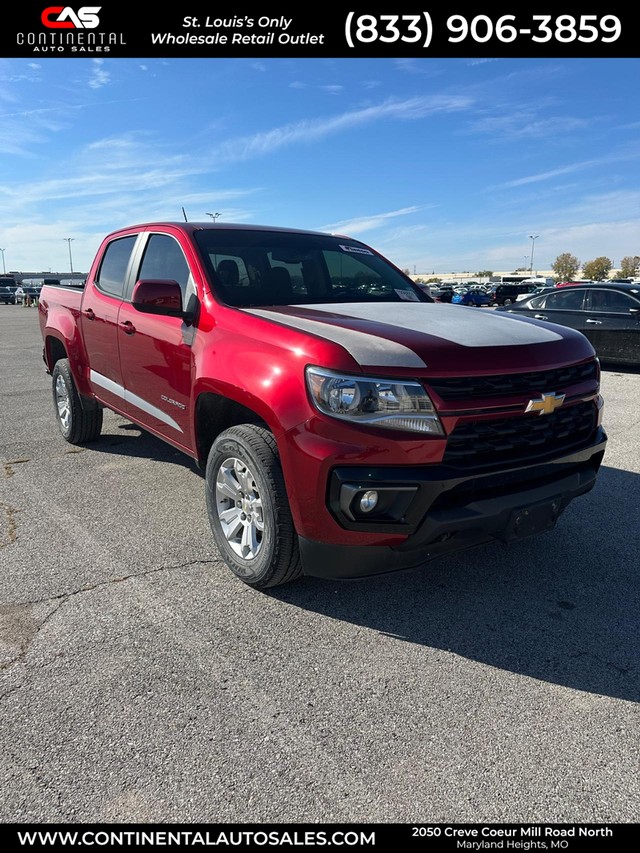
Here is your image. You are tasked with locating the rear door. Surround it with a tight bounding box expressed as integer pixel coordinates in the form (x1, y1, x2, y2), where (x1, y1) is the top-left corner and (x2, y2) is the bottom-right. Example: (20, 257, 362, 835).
(116, 231, 196, 447)
(81, 234, 139, 414)
(583, 288, 640, 363)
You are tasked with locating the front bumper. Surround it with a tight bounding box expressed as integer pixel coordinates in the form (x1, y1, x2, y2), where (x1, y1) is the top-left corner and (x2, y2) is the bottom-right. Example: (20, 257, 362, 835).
(299, 427, 607, 579)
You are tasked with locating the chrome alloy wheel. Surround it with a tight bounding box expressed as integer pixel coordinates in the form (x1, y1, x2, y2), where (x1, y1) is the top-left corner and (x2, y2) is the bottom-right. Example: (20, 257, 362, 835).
(215, 457, 265, 560)
(55, 374, 71, 431)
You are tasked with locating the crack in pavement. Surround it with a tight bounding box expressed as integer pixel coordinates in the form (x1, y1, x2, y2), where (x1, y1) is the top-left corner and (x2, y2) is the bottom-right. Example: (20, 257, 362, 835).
(3, 458, 30, 478)
(0, 559, 221, 676)
(6, 558, 222, 609)
(0, 501, 19, 548)
(0, 598, 67, 673)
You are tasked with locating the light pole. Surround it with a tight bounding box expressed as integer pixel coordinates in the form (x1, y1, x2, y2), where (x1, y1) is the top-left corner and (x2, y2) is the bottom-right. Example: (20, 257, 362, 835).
(0, 248, 5, 275)
(63, 238, 75, 273)
(206, 212, 221, 222)
(529, 235, 539, 274)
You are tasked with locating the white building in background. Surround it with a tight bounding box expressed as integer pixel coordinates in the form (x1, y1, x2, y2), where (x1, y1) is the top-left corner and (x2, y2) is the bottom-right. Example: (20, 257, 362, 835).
(410, 269, 558, 285)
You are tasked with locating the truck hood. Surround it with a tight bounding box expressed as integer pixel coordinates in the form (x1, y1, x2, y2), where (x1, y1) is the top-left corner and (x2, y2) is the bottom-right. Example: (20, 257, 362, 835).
(244, 302, 593, 373)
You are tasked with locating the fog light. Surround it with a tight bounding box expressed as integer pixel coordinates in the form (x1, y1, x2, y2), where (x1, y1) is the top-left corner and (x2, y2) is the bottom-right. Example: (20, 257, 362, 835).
(359, 490, 379, 513)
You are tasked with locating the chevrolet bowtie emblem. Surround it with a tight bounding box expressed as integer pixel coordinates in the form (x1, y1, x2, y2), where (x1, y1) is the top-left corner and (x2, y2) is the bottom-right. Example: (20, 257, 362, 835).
(525, 392, 566, 416)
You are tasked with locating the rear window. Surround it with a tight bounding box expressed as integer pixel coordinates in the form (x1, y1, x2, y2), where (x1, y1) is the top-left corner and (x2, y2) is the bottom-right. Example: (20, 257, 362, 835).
(194, 230, 429, 307)
(96, 236, 137, 298)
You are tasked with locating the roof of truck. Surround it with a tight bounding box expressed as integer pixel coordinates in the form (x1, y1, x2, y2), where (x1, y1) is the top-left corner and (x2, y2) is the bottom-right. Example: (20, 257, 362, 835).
(109, 222, 341, 238)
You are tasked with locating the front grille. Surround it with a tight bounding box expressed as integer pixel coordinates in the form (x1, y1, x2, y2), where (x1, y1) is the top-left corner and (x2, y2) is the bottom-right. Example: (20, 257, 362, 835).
(427, 360, 598, 401)
(443, 401, 597, 469)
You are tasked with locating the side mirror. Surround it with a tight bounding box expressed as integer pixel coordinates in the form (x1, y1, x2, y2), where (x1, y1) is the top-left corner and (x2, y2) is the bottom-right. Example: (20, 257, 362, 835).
(132, 280, 183, 317)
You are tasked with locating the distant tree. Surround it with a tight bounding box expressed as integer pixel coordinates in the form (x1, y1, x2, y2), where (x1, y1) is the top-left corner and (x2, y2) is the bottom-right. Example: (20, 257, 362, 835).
(552, 253, 580, 281)
(619, 255, 640, 278)
(425, 277, 441, 283)
(402, 268, 411, 275)
(474, 269, 493, 278)
(582, 256, 613, 281)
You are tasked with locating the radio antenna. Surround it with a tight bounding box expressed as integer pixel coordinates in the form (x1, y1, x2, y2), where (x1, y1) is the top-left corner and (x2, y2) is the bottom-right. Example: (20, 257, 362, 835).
(182, 207, 188, 222)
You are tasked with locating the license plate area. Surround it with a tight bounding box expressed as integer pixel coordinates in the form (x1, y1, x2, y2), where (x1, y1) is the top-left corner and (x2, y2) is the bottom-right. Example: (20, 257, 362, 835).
(499, 497, 563, 542)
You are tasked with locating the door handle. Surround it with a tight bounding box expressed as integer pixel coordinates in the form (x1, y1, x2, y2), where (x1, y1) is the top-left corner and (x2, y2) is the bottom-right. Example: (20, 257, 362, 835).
(120, 320, 136, 335)
(534, 314, 548, 320)
(83, 308, 95, 320)
(586, 319, 602, 325)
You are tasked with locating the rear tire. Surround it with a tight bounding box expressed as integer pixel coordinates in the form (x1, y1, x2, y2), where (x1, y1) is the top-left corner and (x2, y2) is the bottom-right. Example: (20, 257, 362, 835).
(52, 358, 103, 444)
(205, 424, 302, 589)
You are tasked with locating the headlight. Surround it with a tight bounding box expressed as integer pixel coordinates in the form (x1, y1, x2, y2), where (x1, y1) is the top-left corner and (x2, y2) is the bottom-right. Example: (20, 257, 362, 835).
(305, 366, 444, 435)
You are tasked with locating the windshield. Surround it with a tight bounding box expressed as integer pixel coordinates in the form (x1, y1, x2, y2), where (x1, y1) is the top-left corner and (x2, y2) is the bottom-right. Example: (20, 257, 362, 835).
(194, 230, 430, 307)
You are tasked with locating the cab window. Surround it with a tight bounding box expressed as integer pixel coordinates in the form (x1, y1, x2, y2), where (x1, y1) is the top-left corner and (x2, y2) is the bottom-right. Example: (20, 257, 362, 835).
(138, 234, 191, 298)
(96, 236, 137, 298)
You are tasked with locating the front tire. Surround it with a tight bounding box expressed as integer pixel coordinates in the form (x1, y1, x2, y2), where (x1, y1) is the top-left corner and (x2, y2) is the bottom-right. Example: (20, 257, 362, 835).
(52, 358, 103, 444)
(205, 424, 302, 589)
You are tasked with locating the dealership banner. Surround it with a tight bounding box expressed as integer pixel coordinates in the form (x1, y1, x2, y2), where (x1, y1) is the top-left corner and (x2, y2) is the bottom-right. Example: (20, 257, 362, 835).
(1, 3, 637, 58)
(6, 823, 640, 850)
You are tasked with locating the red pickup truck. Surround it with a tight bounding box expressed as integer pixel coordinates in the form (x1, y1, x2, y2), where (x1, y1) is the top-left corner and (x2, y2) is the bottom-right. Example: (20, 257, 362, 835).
(38, 222, 607, 588)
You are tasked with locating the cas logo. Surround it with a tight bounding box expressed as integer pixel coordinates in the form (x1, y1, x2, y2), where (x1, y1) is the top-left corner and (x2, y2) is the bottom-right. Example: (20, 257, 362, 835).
(41, 6, 101, 29)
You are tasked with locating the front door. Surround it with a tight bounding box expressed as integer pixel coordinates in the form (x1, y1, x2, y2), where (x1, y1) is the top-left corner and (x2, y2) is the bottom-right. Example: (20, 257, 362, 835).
(116, 232, 195, 449)
(532, 288, 589, 336)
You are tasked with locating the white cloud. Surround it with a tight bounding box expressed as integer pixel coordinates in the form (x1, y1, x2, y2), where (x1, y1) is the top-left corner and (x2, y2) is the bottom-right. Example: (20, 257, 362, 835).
(213, 94, 473, 161)
(394, 59, 443, 77)
(466, 58, 499, 67)
(501, 160, 597, 188)
(0, 132, 262, 224)
(470, 112, 589, 141)
(321, 207, 423, 235)
(88, 59, 110, 89)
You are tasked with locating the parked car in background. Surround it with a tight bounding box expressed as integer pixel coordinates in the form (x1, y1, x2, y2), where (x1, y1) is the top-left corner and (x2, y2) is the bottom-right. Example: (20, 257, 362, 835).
(497, 283, 640, 365)
(515, 286, 555, 302)
(451, 289, 492, 307)
(433, 286, 455, 303)
(520, 276, 556, 288)
(0, 286, 16, 304)
(22, 286, 41, 306)
(556, 280, 594, 288)
(489, 283, 539, 306)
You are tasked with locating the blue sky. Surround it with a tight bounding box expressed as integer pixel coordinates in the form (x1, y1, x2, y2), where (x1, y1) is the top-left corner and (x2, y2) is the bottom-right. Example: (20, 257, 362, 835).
(1, 57, 639, 275)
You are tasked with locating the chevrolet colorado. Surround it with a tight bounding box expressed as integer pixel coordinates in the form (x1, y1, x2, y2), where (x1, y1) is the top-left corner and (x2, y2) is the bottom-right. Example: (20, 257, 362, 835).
(38, 222, 607, 588)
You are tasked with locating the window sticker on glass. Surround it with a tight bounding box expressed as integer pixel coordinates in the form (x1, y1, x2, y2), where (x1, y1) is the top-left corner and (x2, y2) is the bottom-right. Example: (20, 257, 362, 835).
(396, 289, 420, 302)
(339, 244, 374, 255)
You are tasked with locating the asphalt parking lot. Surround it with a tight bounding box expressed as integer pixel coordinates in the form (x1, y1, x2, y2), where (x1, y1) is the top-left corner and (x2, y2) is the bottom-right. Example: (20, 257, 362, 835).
(1, 307, 639, 824)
